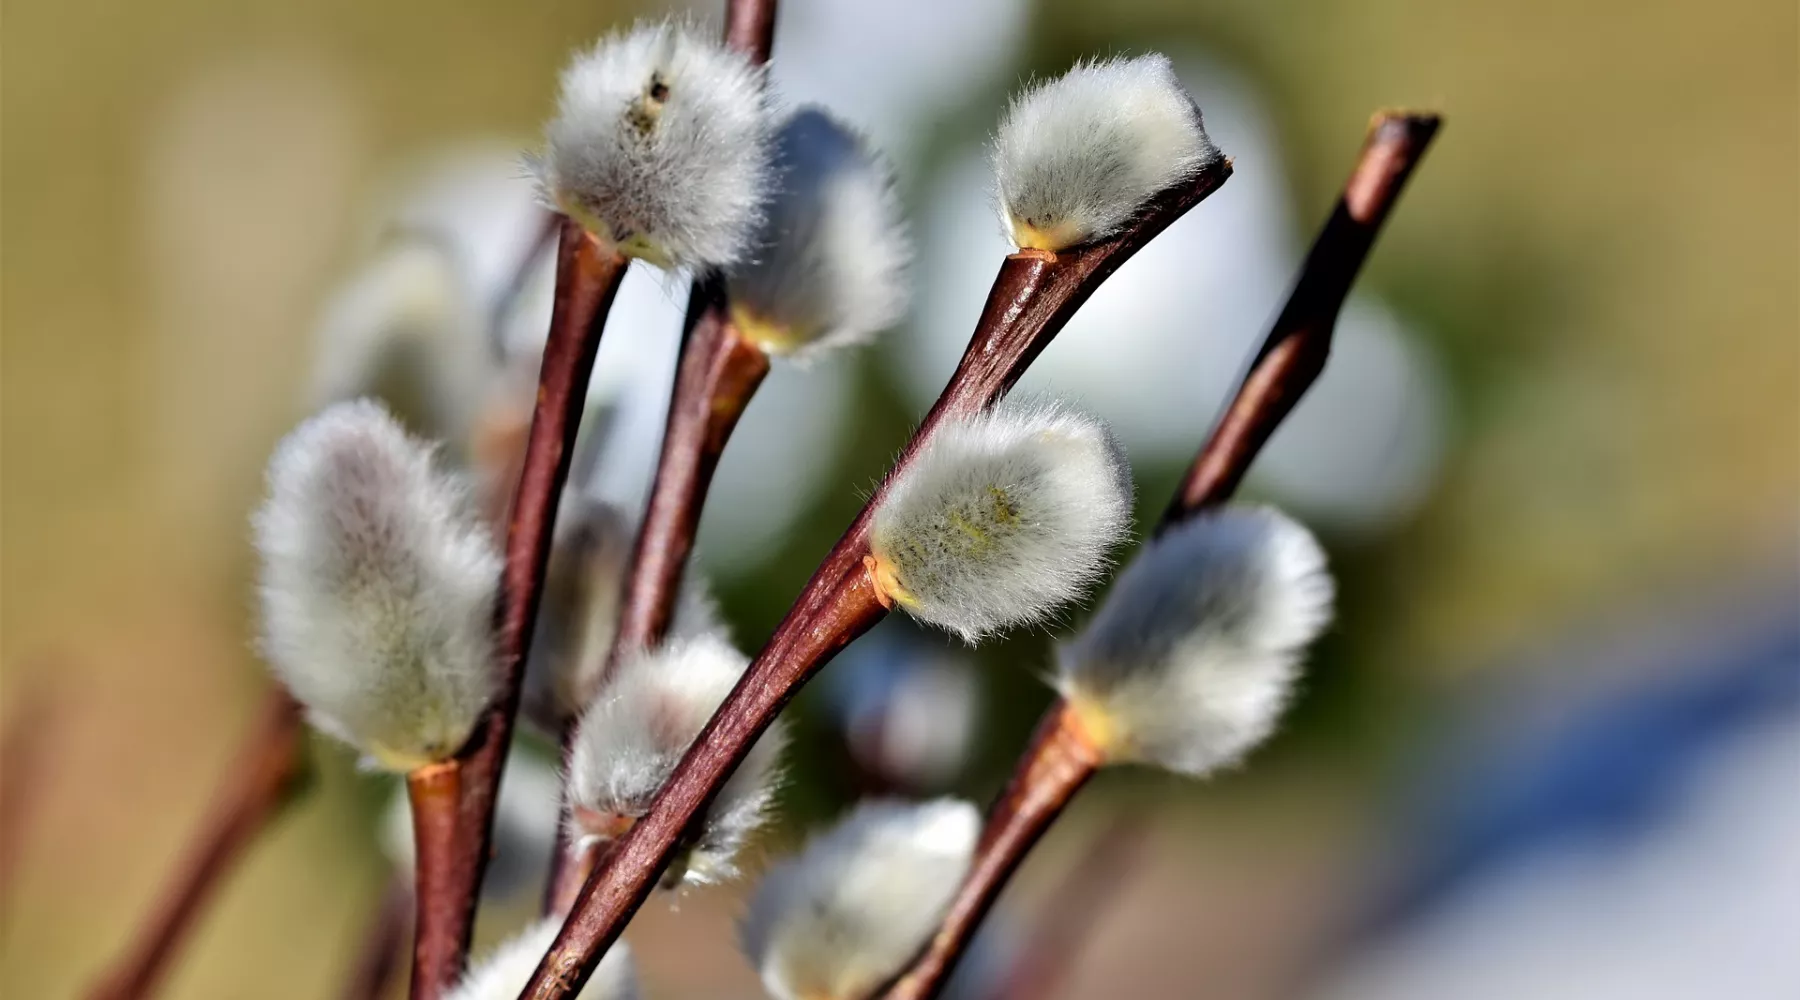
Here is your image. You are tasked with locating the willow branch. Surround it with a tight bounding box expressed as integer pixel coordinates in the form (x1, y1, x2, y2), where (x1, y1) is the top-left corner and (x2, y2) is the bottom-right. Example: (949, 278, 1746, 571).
(540, 0, 782, 918)
(1165, 111, 1442, 524)
(883, 110, 1441, 1000)
(723, 0, 779, 63)
(419, 219, 627, 989)
(889, 705, 1102, 1000)
(407, 762, 464, 1000)
(517, 161, 1234, 1000)
(543, 279, 769, 914)
(86, 690, 308, 1000)
(339, 875, 412, 1000)
(618, 282, 769, 668)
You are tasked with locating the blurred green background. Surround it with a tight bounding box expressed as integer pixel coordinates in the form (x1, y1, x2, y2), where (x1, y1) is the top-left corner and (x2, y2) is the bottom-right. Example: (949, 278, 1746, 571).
(3, 0, 1795, 997)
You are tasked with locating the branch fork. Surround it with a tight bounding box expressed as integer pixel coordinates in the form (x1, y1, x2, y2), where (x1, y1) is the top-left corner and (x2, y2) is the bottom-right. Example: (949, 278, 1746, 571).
(517, 158, 1234, 1000)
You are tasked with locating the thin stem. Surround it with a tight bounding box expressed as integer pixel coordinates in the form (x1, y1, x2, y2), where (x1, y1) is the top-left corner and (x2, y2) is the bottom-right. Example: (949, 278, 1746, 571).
(339, 875, 412, 1000)
(619, 284, 770, 665)
(883, 110, 1441, 1000)
(723, 0, 779, 63)
(85, 691, 308, 1000)
(407, 762, 464, 1000)
(988, 815, 1148, 1000)
(882, 705, 1101, 1000)
(0, 679, 54, 916)
(532, 565, 887, 1000)
(542, 281, 770, 914)
(422, 219, 627, 985)
(475, 211, 567, 532)
(538, 0, 784, 920)
(1165, 111, 1441, 525)
(517, 162, 1232, 1000)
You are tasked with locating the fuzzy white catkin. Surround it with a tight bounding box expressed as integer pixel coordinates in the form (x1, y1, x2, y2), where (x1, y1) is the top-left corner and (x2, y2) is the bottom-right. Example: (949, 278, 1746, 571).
(1057, 506, 1334, 776)
(741, 798, 979, 1000)
(565, 633, 785, 886)
(726, 108, 912, 361)
(993, 53, 1221, 251)
(868, 397, 1134, 643)
(254, 400, 501, 772)
(446, 919, 638, 1000)
(537, 19, 772, 269)
(519, 495, 720, 732)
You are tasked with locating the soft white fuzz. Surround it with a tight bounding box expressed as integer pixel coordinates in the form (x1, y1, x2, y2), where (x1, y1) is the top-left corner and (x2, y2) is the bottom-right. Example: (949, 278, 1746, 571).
(254, 400, 500, 772)
(447, 919, 638, 1000)
(741, 798, 979, 1000)
(993, 54, 1220, 251)
(308, 237, 489, 450)
(538, 19, 772, 268)
(521, 495, 720, 732)
(868, 398, 1133, 642)
(726, 108, 912, 361)
(1057, 506, 1334, 776)
(565, 634, 785, 885)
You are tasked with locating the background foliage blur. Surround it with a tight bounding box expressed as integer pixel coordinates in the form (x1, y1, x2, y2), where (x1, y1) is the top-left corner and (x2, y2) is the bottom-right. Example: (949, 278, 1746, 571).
(2, 0, 1795, 997)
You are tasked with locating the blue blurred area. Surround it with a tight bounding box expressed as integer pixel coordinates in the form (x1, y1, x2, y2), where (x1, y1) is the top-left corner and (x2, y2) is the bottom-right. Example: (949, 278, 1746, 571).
(1317, 577, 1800, 999)
(1366, 587, 1799, 937)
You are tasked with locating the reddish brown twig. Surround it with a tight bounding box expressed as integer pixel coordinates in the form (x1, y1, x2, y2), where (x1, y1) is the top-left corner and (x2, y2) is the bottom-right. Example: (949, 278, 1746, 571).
(881, 110, 1441, 1000)
(617, 284, 770, 674)
(339, 875, 412, 1000)
(988, 815, 1149, 1000)
(724, 0, 779, 63)
(86, 690, 308, 1000)
(540, 0, 782, 917)
(407, 761, 464, 1000)
(518, 160, 1233, 1000)
(542, 280, 769, 913)
(419, 219, 627, 989)
(1165, 111, 1442, 524)
(0, 679, 55, 916)
(883, 705, 1103, 1000)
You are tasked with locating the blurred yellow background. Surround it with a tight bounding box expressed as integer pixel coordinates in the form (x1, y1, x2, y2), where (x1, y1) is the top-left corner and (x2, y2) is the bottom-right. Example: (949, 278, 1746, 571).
(3, 0, 1795, 996)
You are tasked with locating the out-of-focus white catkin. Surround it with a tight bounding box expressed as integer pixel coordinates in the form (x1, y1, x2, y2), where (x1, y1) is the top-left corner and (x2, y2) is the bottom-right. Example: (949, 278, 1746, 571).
(446, 918, 638, 1000)
(1057, 506, 1334, 776)
(727, 108, 912, 361)
(308, 236, 490, 452)
(565, 634, 785, 886)
(993, 53, 1220, 251)
(520, 495, 719, 732)
(741, 798, 979, 1000)
(254, 400, 500, 771)
(537, 19, 772, 269)
(868, 397, 1134, 642)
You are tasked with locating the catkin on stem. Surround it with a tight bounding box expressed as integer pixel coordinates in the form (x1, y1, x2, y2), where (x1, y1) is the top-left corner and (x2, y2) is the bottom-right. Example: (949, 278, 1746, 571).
(727, 108, 912, 361)
(537, 19, 774, 269)
(868, 398, 1134, 642)
(254, 400, 500, 771)
(565, 634, 787, 886)
(1058, 506, 1334, 776)
(993, 54, 1221, 251)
